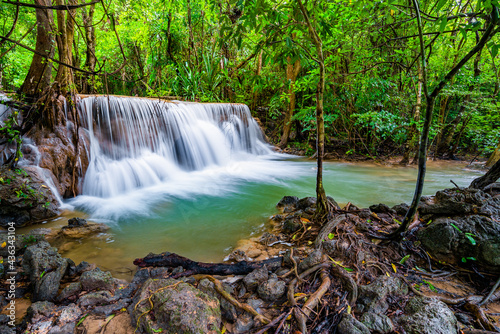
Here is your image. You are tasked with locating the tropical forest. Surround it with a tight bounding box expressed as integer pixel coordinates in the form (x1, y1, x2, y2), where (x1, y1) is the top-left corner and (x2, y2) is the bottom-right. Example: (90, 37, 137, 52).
(1, 0, 500, 333)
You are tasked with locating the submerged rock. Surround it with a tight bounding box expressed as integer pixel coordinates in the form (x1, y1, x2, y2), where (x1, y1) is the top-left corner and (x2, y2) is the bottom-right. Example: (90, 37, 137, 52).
(396, 297, 458, 334)
(131, 278, 221, 334)
(0, 166, 59, 227)
(59, 219, 109, 238)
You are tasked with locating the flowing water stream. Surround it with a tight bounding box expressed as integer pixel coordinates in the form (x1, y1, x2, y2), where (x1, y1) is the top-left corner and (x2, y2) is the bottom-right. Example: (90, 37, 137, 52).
(17, 96, 484, 279)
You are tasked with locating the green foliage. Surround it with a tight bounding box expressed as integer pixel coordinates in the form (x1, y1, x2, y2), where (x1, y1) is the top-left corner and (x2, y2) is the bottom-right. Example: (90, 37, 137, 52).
(0, 0, 498, 158)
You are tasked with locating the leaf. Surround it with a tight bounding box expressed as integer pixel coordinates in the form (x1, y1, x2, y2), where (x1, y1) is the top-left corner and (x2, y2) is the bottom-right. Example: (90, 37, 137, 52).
(300, 218, 310, 223)
(76, 314, 88, 327)
(450, 223, 462, 233)
(436, 0, 448, 11)
(391, 263, 397, 273)
(439, 17, 448, 34)
(465, 233, 477, 246)
(399, 255, 411, 264)
(328, 233, 335, 239)
(1, 242, 5, 248)
(491, 44, 499, 59)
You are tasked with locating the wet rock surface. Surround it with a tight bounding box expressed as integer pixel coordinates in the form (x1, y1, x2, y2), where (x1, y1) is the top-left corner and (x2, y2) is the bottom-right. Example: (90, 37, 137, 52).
(0, 166, 59, 227)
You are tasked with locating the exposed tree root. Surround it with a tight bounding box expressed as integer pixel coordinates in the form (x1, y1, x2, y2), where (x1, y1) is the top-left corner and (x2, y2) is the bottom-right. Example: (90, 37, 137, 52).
(199, 275, 271, 324)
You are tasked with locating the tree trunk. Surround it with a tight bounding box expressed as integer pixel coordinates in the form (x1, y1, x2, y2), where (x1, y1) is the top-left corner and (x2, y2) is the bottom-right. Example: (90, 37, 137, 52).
(400, 61, 422, 165)
(470, 158, 500, 189)
(392, 1, 498, 238)
(250, 50, 263, 111)
(297, 0, 328, 220)
(82, 2, 96, 93)
(54, 0, 77, 93)
(279, 56, 301, 148)
(19, 0, 54, 97)
(486, 142, 500, 167)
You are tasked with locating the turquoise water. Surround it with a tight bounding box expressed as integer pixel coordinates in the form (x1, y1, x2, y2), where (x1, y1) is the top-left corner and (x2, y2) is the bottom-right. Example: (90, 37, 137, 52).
(21, 158, 483, 279)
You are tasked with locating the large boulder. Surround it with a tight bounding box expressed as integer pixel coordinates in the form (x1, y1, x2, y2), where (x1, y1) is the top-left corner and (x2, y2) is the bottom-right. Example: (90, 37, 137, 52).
(417, 188, 500, 271)
(22, 241, 69, 301)
(131, 278, 221, 334)
(418, 216, 500, 269)
(396, 297, 458, 334)
(0, 166, 59, 227)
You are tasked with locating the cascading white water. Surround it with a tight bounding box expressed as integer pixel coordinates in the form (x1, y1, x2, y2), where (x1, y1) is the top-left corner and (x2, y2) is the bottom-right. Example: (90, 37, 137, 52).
(78, 96, 273, 198)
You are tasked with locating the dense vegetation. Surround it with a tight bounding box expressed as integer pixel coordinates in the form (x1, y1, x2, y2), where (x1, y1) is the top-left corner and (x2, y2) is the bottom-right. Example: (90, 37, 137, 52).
(1, 0, 499, 161)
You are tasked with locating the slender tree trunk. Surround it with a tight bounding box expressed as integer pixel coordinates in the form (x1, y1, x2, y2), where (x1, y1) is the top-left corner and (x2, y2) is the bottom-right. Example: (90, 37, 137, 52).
(187, 0, 197, 66)
(279, 56, 301, 148)
(54, 0, 77, 93)
(82, 2, 96, 93)
(297, 0, 328, 220)
(250, 50, 263, 111)
(392, 1, 498, 238)
(19, 0, 54, 97)
(401, 61, 422, 165)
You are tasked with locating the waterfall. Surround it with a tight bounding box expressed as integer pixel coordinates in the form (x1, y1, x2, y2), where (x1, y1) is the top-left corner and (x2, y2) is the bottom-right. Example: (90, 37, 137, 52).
(77, 96, 272, 198)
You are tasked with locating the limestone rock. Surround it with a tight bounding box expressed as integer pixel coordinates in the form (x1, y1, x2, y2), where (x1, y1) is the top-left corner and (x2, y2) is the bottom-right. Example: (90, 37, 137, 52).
(22, 241, 69, 301)
(0, 167, 59, 227)
(131, 278, 221, 334)
(80, 268, 115, 292)
(396, 297, 458, 334)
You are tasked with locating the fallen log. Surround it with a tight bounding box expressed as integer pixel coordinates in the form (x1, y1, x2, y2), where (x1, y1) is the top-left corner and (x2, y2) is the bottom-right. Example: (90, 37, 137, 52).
(133, 251, 283, 277)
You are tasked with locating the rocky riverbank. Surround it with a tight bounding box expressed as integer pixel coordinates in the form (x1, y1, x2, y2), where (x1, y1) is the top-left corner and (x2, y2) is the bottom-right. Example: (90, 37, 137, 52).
(1, 185, 500, 333)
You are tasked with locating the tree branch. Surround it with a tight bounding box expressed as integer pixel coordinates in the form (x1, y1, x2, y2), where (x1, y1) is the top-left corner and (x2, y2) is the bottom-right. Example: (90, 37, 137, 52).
(3, 0, 101, 10)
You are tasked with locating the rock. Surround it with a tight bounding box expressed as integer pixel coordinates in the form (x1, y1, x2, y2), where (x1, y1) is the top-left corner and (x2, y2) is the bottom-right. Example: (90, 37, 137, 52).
(418, 187, 498, 216)
(455, 312, 473, 325)
(131, 278, 221, 334)
(22, 241, 68, 301)
(48, 322, 76, 334)
(397, 297, 458, 334)
(369, 203, 394, 214)
(78, 291, 112, 307)
(299, 249, 323, 272)
(0, 166, 59, 227)
(233, 313, 254, 333)
(198, 278, 238, 322)
(257, 278, 286, 301)
(80, 268, 115, 291)
(246, 297, 264, 314)
(0, 325, 15, 334)
(327, 196, 341, 210)
(59, 221, 109, 238)
(392, 203, 409, 216)
(57, 304, 82, 324)
(322, 239, 337, 257)
(25, 301, 56, 323)
(361, 312, 394, 333)
(58, 282, 82, 301)
(276, 196, 299, 212)
(68, 217, 87, 227)
(357, 276, 408, 314)
(92, 298, 130, 316)
(243, 267, 269, 291)
(0, 232, 47, 258)
(283, 217, 301, 234)
(259, 232, 279, 246)
(297, 197, 316, 210)
(418, 215, 500, 269)
(338, 313, 370, 334)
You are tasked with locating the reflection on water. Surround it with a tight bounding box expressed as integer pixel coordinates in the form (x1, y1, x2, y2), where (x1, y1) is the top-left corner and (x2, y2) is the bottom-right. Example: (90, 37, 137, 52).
(18, 158, 483, 280)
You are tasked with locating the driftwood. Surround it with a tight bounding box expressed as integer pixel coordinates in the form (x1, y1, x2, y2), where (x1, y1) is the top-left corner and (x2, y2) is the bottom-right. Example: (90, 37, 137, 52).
(133, 251, 283, 277)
